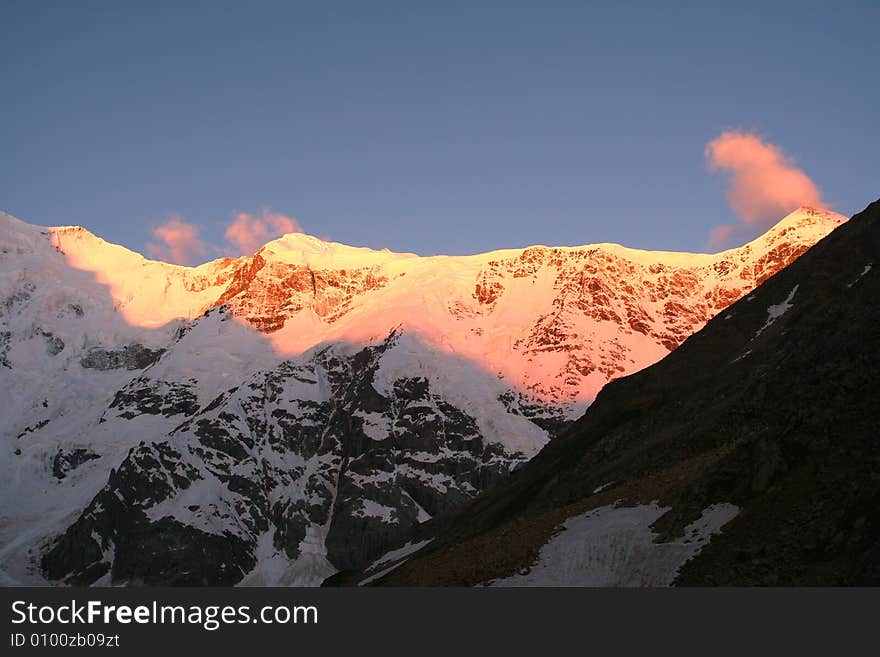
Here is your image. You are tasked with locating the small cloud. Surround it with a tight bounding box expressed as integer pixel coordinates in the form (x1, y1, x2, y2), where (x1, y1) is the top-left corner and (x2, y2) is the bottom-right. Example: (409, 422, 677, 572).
(146, 216, 207, 265)
(224, 210, 303, 256)
(708, 224, 738, 248)
(706, 130, 826, 247)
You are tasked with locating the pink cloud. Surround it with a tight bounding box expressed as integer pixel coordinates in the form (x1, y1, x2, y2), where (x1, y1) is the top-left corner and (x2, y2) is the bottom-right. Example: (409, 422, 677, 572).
(224, 210, 303, 256)
(146, 216, 208, 265)
(706, 131, 827, 247)
(708, 224, 738, 248)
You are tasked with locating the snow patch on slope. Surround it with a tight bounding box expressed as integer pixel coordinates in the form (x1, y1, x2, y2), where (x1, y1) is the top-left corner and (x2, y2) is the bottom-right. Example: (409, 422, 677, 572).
(756, 285, 799, 337)
(489, 502, 739, 587)
(239, 526, 336, 587)
(848, 263, 872, 288)
(359, 539, 434, 586)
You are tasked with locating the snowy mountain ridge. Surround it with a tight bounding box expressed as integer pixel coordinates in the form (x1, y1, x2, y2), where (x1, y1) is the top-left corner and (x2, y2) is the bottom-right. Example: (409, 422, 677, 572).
(0, 207, 845, 585)
(10, 206, 846, 409)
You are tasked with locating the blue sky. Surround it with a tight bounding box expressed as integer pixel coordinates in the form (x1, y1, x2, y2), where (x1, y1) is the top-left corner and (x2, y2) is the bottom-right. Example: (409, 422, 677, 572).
(1, 1, 877, 260)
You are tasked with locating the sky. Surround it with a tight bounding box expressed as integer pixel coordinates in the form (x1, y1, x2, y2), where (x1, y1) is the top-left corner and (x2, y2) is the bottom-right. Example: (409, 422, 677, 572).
(1, 0, 878, 263)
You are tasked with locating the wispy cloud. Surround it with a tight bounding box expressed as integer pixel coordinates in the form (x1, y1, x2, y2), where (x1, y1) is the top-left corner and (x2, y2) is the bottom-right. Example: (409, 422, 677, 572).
(146, 216, 208, 265)
(224, 210, 303, 256)
(706, 130, 826, 247)
(708, 224, 738, 248)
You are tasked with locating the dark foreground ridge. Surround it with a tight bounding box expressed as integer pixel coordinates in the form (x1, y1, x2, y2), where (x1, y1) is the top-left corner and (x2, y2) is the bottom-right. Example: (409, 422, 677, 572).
(354, 198, 880, 586)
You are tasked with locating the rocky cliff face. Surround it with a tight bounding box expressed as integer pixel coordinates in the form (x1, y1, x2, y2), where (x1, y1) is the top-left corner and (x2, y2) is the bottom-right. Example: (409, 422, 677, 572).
(0, 207, 844, 585)
(41, 331, 535, 585)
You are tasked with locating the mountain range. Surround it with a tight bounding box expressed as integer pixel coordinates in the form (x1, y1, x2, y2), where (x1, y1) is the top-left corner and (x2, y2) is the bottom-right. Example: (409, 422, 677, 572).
(0, 206, 848, 585)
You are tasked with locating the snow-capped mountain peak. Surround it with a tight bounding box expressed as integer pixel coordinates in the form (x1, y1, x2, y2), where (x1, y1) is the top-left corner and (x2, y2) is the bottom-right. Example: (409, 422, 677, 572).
(0, 206, 846, 585)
